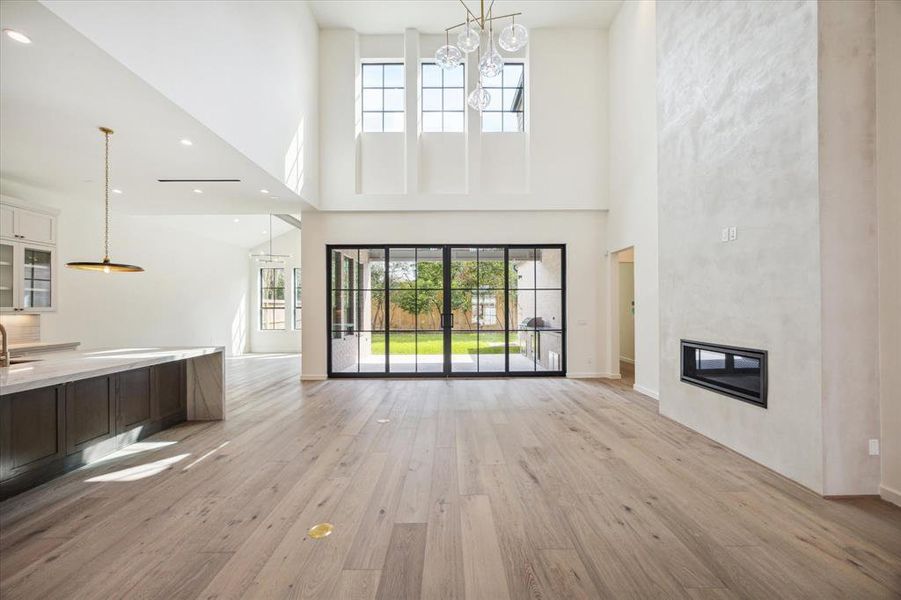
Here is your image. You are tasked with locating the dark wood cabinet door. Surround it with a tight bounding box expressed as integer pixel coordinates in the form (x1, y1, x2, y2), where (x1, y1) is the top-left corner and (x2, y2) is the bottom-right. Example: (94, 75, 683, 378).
(154, 360, 185, 419)
(66, 375, 115, 455)
(117, 368, 152, 434)
(0, 386, 65, 481)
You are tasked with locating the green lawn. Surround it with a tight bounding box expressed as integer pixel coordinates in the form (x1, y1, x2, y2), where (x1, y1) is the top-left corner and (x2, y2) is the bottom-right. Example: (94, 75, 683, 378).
(370, 332, 519, 355)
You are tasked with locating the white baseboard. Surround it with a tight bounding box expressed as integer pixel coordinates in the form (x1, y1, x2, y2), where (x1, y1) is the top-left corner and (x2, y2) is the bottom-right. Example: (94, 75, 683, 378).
(619, 357, 635, 364)
(633, 384, 659, 400)
(567, 372, 618, 379)
(881, 484, 901, 507)
(301, 374, 327, 381)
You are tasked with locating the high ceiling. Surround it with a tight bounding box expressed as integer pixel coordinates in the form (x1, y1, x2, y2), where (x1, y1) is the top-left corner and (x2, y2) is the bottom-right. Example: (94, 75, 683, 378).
(0, 0, 312, 217)
(309, 0, 623, 34)
(137, 214, 295, 249)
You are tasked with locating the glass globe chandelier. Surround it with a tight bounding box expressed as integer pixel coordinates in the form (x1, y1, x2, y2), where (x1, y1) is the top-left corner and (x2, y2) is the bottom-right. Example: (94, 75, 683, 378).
(478, 19, 504, 79)
(457, 16, 480, 54)
(467, 82, 491, 111)
(498, 17, 529, 52)
(433, 0, 529, 112)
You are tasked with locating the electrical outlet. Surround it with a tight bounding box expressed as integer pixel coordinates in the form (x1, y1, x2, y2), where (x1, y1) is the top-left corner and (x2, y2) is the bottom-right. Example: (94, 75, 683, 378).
(721, 228, 729, 242)
(869, 439, 880, 456)
(729, 226, 737, 241)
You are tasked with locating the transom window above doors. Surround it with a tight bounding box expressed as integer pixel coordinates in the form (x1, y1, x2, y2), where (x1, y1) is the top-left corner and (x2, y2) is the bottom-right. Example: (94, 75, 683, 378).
(421, 62, 465, 132)
(362, 62, 405, 132)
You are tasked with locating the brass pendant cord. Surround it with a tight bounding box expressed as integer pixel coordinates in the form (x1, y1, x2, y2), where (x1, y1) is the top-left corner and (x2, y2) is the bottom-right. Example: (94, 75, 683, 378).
(102, 127, 111, 262)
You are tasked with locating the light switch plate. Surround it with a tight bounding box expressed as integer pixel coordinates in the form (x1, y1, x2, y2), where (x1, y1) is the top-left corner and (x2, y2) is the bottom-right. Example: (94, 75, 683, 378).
(728, 226, 737, 241)
(869, 439, 880, 456)
(721, 228, 729, 242)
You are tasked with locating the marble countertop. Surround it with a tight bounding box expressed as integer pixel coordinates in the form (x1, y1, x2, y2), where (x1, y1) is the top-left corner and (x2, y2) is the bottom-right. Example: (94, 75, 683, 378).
(0, 347, 224, 395)
(9, 341, 81, 356)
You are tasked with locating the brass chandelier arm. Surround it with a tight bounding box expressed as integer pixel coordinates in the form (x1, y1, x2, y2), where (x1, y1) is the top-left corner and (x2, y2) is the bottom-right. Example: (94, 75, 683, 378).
(444, 11, 522, 32)
(457, 0, 480, 26)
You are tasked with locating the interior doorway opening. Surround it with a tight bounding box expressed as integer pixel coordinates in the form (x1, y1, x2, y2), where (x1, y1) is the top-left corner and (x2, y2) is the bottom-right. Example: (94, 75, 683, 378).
(615, 247, 635, 386)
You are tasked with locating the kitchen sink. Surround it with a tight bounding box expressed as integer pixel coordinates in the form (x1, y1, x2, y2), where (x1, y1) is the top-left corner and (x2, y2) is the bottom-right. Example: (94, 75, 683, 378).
(8, 358, 42, 365)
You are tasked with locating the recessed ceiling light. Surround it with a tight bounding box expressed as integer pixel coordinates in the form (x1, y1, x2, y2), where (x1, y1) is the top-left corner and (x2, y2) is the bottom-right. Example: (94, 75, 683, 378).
(260, 189, 270, 194)
(193, 189, 203, 194)
(112, 189, 123, 194)
(180, 139, 193, 146)
(262, 230, 267, 234)
(3, 29, 32, 44)
(233, 218, 240, 223)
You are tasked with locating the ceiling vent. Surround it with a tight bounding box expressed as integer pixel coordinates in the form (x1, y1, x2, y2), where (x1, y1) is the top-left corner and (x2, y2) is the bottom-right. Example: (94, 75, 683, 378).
(157, 179, 242, 183)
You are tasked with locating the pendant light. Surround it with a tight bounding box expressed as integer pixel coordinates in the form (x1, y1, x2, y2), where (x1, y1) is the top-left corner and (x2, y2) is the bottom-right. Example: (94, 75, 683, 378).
(66, 127, 144, 273)
(478, 17, 504, 79)
(250, 213, 292, 264)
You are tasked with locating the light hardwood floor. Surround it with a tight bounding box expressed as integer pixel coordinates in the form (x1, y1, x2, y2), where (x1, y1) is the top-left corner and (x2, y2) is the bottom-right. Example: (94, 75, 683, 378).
(1, 354, 900, 599)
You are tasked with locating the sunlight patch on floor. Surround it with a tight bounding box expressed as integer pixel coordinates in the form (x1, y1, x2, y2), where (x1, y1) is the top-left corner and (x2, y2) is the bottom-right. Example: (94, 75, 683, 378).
(182, 441, 230, 471)
(85, 454, 189, 483)
(85, 441, 178, 467)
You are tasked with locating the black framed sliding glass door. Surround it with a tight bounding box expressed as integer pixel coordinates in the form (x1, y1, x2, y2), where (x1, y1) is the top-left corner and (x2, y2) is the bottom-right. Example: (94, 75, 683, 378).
(327, 244, 565, 378)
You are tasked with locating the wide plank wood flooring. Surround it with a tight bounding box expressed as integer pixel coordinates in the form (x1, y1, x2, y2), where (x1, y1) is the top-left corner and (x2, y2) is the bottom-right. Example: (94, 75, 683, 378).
(1, 354, 900, 599)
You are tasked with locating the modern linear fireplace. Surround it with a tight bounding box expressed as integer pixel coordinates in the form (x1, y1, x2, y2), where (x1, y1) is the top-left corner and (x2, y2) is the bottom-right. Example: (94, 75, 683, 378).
(680, 340, 767, 408)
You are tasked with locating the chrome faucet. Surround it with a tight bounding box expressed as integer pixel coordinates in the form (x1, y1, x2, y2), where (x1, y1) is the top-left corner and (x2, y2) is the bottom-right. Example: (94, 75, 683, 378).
(0, 323, 9, 367)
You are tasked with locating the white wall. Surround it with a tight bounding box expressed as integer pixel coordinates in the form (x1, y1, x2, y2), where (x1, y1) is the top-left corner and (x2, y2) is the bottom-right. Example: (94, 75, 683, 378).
(818, 0, 880, 496)
(1, 180, 250, 356)
(300, 211, 608, 380)
(657, 0, 825, 492)
(606, 0, 659, 398)
(657, 0, 886, 496)
(876, 0, 901, 507)
(318, 27, 607, 211)
(249, 227, 303, 354)
(41, 0, 319, 204)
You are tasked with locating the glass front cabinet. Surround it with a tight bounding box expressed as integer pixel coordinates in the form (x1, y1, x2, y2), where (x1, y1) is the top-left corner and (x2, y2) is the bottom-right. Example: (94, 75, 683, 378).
(0, 201, 57, 313)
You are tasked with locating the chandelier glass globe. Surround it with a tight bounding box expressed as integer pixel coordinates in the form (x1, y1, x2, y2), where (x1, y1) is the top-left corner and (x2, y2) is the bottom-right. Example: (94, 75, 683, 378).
(467, 84, 491, 111)
(457, 23, 480, 53)
(498, 23, 529, 52)
(435, 44, 463, 70)
(478, 45, 504, 78)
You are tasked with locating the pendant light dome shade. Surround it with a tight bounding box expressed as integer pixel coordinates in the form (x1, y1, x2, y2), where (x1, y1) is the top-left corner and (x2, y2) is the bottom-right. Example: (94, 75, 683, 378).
(66, 127, 144, 273)
(66, 258, 144, 273)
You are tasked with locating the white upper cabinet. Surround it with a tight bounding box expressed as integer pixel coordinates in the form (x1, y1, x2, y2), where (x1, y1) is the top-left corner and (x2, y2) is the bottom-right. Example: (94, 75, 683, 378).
(0, 205, 14, 239)
(16, 209, 56, 245)
(0, 198, 59, 313)
(0, 201, 56, 245)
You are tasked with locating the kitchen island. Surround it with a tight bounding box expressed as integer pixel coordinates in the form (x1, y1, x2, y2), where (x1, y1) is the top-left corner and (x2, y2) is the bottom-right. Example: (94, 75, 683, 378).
(0, 347, 224, 499)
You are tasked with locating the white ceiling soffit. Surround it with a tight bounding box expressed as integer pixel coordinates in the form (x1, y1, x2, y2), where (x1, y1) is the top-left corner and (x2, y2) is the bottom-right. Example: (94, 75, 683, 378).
(309, 0, 624, 34)
(136, 214, 295, 249)
(0, 1, 313, 215)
